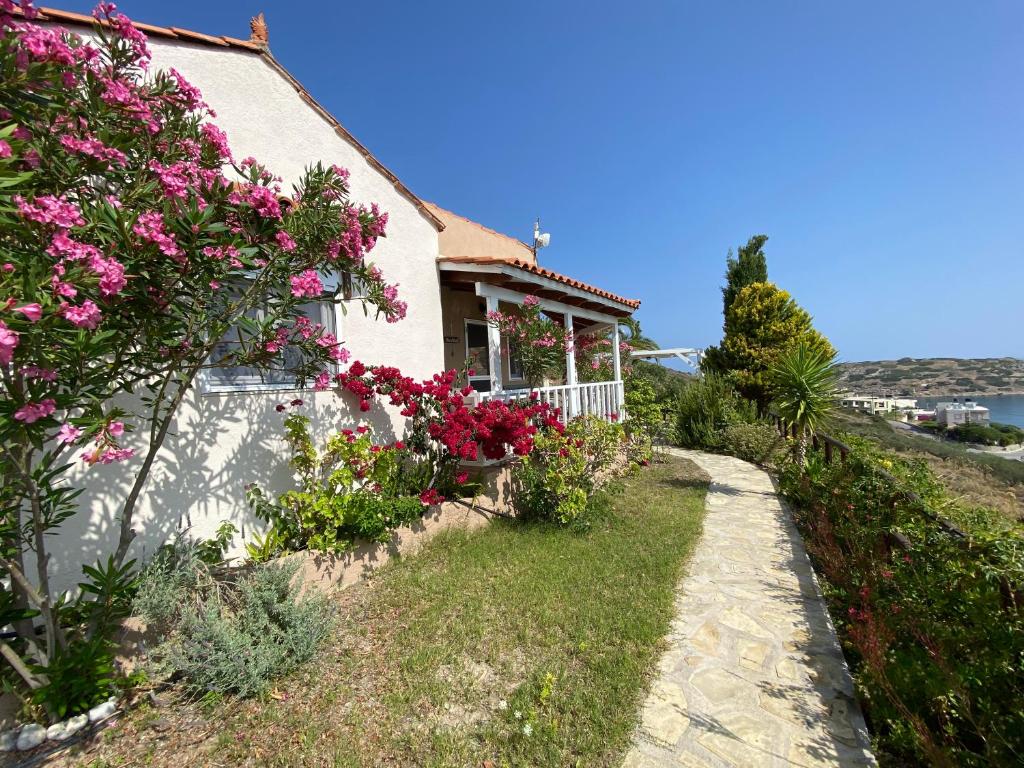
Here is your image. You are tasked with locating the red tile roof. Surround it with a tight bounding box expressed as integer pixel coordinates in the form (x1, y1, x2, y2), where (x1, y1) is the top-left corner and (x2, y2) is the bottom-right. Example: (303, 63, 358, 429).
(441, 255, 640, 310)
(27, 6, 445, 231)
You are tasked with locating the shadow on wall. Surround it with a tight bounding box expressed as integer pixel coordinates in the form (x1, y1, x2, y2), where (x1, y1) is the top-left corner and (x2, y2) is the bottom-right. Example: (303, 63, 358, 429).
(43, 384, 402, 594)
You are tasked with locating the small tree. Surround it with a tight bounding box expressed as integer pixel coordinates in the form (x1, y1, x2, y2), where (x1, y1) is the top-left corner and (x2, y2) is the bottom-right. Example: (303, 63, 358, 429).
(721, 234, 768, 314)
(0, 4, 404, 717)
(487, 296, 567, 388)
(769, 343, 838, 466)
(703, 281, 834, 410)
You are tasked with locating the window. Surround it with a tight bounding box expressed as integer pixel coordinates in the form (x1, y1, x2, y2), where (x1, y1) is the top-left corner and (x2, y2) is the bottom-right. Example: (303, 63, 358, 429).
(465, 320, 491, 392)
(504, 337, 524, 381)
(203, 275, 339, 393)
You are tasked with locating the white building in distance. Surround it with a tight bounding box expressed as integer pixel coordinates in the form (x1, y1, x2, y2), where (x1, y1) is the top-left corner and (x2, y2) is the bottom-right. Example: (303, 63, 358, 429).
(935, 400, 991, 427)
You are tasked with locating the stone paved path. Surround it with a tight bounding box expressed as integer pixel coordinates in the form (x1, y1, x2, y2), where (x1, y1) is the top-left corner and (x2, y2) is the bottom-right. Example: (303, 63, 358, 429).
(623, 450, 876, 768)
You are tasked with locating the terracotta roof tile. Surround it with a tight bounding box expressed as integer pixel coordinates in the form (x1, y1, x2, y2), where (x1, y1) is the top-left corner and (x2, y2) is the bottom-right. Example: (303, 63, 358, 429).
(440, 255, 640, 310)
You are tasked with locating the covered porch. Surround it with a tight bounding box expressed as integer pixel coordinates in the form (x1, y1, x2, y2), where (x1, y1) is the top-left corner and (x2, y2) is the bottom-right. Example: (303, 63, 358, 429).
(438, 256, 639, 423)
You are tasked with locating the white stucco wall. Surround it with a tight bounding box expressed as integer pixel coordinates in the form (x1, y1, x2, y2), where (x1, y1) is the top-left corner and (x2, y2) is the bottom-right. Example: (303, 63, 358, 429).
(48, 38, 443, 593)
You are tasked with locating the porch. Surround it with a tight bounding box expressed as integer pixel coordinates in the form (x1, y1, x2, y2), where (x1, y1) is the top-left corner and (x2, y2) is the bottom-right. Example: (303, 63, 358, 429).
(438, 256, 639, 424)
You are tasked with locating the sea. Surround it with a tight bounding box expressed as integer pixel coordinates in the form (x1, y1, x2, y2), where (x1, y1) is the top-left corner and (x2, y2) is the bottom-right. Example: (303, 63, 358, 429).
(915, 394, 1024, 429)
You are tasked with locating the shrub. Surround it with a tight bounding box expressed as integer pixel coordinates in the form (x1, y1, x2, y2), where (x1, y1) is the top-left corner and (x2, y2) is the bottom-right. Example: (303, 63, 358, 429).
(778, 438, 1024, 766)
(716, 422, 783, 466)
(135, 545, 331, 698)
(512, 416, 624, 527)
(673, 373, 755, 449)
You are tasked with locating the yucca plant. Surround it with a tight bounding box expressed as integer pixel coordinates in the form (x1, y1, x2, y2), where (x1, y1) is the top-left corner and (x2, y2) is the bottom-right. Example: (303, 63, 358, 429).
(769, 344, 838, 467)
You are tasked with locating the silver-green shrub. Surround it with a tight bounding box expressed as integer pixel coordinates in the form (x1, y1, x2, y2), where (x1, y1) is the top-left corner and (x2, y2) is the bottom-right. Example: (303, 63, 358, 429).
(716, 422, 784, 466)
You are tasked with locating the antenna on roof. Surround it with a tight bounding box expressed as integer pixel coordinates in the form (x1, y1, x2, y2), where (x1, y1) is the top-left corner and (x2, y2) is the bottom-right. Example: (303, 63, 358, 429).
(532, 218, 551, 259)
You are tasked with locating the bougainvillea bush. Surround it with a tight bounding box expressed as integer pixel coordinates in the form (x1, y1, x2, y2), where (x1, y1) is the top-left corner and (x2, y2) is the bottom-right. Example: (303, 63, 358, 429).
(246, 365, 566, 559)
(486, 295, 567, 388)
(0, 2, 406, 719)
(778, 438, 1024, 767)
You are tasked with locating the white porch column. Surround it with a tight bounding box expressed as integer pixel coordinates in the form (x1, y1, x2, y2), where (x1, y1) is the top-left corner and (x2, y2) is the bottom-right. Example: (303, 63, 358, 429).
(564, 311, 578, 418)
(612, 321, 624, 417)
(486, 295, 503, 394)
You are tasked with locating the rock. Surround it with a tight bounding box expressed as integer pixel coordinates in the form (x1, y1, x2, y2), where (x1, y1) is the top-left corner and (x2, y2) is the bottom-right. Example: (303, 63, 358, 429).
(88, 700, 117, 723)
(64, 714, 88, 737)
(149, 717, 171, 733)
(46, 721, 69, 741)
(147, 690, 167, 708)
(0, 729, 17, 752)
(16, 723, 46, 751)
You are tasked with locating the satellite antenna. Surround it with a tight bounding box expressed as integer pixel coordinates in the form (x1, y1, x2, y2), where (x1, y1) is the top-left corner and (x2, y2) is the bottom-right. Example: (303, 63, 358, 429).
(532, 218, 551, 258)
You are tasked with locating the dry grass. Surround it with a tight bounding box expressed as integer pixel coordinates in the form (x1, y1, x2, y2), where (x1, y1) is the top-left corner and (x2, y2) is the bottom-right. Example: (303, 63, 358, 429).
(50, 455, 708, 768)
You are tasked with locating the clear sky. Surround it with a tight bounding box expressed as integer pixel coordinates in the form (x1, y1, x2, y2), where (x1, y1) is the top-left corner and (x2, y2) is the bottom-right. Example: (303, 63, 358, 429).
(60, 1, 1024, 362)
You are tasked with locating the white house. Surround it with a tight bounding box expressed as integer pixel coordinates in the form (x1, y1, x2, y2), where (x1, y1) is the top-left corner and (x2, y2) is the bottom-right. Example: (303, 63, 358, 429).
(840, 395, 917, 415)
(935, 400, 990, 427)
(32, 8, 639, 592)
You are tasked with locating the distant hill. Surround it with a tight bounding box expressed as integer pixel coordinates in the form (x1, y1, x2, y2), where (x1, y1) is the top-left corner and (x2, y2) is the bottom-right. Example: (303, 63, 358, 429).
(836, 357, 1024, 396)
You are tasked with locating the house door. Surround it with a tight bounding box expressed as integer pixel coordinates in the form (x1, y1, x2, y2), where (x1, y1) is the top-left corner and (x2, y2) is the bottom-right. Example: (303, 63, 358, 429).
(465, 320, 492, 392)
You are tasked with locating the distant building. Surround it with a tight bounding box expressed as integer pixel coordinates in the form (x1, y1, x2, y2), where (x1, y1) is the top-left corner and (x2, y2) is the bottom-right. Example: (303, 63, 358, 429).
(840, 395, 917, 415)
(935, 399, 990, 427)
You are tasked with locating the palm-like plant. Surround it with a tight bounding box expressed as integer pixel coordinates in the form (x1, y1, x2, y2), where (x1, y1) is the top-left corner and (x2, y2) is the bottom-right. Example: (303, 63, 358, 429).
(769, 343, 838, 467)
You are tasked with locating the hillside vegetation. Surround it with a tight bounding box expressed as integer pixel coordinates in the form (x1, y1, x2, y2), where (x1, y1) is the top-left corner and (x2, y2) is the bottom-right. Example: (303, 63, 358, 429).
(836, 356, 1024, 395)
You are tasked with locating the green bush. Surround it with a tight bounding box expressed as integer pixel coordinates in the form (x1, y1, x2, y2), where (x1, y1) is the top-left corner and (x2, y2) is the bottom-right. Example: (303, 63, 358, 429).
(715, 422, 783, 466)
(778, 438, 1024, 766)
(673, 373, 756, 449)
(136, 554, 331, 698)
(949, 422, 1024, 447)
(512, 415, 624, 527)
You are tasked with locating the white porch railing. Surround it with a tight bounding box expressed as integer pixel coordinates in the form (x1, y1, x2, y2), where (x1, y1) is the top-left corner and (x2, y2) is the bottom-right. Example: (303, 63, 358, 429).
(475, 380, 625, 424)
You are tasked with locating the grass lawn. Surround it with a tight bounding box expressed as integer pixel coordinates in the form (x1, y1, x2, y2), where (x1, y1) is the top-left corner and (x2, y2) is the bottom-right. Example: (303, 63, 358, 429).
(64, 453, 708, 768)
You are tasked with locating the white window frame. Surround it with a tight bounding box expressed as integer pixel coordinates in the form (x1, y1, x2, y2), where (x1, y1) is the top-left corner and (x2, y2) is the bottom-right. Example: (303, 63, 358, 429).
(504, 336, 524, 382)
(200, 273, 341, 395)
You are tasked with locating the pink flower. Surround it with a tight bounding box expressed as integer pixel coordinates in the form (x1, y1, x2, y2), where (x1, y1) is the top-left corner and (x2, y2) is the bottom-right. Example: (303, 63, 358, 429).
(199, 123, 232, 161)
(275, 231, 296, 251)
(14, 194, 84, 228)
(14, 303, 42, 322)
(290, 269, 323, 299)
(14, 399, 56, 424)
(313, 371, 331, 391)
(0, 140, 10, 159)
(107, 421, 125, 437)
(57, 423, 83, 444)
(455, 472, 469, 485)
(523, 295, 540, 307)
(2, 264, 13, 273)
(0, 320, 18, 365)
(61, 300, 102, 329)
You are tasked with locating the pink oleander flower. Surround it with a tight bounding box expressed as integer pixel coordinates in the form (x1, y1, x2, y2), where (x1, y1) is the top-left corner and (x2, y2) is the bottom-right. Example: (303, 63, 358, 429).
(15, 194, 85, 228)
(133, 210, 182, 260)
(107, 421, 125, 437)
(13, 303, 41, 322)
(61, 300, 102, 329)
(0, 320, 18, 364)
(275, 231, 296, 252)
(247, 185, 282, 219)
(290, 269, 323, 298)
(14, 398, 56, 424)
(57, 423, 83, 444)
(523, 294, 540, 307)
(199, 122, 231, 161)
(0, 140, 10, 158)
(83, 446, 135, 465)
(20, 365, 57, 382)
(313, 371, 331, 391)
(2, 263, 13, 273)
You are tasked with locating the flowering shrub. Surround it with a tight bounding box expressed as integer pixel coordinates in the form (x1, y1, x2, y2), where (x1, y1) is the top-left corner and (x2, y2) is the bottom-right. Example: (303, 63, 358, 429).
(487, 295, 568, 387)
(246, 413, 426, 553)
(0, 2, 404, 717)
(512, 415, 625, 527)
(778, 438, 1024, 766)
(574, 332, 632, 384)
(624, 376, 660, 464)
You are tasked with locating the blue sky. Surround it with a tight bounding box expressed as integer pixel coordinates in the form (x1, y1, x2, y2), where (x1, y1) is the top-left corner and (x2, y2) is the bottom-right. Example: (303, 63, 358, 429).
(64, 1, 1024, 362)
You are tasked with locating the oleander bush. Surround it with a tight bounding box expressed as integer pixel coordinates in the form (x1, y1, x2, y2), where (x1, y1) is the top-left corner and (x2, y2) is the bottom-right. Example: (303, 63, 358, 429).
(777, 437, 1024, 767)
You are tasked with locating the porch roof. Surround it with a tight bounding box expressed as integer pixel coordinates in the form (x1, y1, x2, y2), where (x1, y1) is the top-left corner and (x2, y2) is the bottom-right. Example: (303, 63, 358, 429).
(438, 256, 640, 319)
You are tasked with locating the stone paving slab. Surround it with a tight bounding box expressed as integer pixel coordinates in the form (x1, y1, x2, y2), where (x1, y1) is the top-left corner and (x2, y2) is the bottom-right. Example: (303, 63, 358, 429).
(623, 449, 876, 768)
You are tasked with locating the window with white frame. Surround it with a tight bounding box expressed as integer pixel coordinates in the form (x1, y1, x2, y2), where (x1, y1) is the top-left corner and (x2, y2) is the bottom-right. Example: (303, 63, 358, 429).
(504, 337, 524, 381)
(204, 275, 339, 393)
